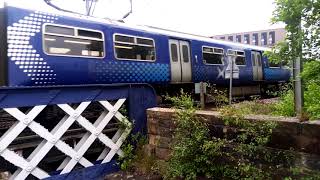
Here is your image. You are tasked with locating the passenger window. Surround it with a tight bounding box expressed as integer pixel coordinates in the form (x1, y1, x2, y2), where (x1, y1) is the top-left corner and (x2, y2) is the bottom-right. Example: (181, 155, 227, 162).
(43, 24, 104, 58)
(78, 29, 102, 39)
(235, 51, 246, 65)
(114, 34, 156, 61)
(182, 45, 189, 63)
(202, 46, 224, 65)
(170, 44, 178, 62)
(45, 25, 74, 36)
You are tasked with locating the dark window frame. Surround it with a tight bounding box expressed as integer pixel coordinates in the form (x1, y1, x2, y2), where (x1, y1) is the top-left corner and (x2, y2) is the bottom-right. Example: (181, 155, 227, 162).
(113, 33, 156, 62)
(43, 23, 105, 59)
(236, 35, 241, 43)
(228, 49, 246, 66)
(202, 46, 224, 65)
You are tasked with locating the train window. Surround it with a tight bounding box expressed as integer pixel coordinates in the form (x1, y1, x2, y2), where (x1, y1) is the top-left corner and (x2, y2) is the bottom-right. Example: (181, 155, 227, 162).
(137, 38, 154, 46)
(114, 34, 156, 61)
(170, 44, 178, 62)
(115, 35, 134, 44)
(251, 54, 256, 66)
(43, 24, 104, 58)
(45, 25, 74, 36)
(78, 29, 102, 39)
(256, 53, 262, 66)
(202, 46, 224, 65)
(235, 51, 246, 65)
(182, 45, 189, 63)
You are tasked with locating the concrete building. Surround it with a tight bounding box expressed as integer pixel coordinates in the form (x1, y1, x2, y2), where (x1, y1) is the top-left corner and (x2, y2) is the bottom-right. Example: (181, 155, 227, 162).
(211, 28, 286, 47)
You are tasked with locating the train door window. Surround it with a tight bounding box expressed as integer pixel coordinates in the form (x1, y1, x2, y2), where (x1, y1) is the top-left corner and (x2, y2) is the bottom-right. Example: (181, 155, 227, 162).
(114, 34, 156, 61)
(202, 46, 224, 65)
(182, 45, 189, 62)
(170, 44, 178, 62)
(251, 54, 256, 66)
(235, 51, 246, 65)
(256, 53, 262, 66)
(43, 24, 104, 58)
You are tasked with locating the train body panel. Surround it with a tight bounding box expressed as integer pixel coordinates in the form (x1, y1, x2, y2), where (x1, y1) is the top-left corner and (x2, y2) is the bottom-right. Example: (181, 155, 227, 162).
(2, 5, 290, 88)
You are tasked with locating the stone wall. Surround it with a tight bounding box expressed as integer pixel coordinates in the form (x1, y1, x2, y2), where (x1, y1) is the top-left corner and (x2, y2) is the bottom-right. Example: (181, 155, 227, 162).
(146, 107, 320, 169)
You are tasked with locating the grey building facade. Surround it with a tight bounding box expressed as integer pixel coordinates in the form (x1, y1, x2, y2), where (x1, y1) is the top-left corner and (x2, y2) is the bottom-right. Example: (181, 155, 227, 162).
(211, 28, 286, 47)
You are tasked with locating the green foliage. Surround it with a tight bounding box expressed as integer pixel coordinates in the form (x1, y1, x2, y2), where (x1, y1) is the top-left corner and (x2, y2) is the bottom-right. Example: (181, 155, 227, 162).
(166, 92, 213, 179)
(301, 60, 320, 83)
(271, 0, 320, 63)
(273, 90, 296, 117)
(272, 72, 320, 120)
(231, 100, 277, 116)
(117, 132, 148, 171)
(267, 0, 320, 120)
(304, 83, 320, 120)
(206, 84, 228, 108)
(165, 92, 301, 180)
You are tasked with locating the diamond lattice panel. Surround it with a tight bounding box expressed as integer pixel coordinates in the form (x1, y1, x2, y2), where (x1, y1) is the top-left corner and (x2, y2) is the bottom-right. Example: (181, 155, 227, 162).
(0, 99, 131, 180)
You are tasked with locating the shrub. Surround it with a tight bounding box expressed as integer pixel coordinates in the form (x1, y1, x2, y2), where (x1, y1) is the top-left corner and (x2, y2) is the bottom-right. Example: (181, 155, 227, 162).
(273, 90, 295, 117)
(165, 92, 282, 179)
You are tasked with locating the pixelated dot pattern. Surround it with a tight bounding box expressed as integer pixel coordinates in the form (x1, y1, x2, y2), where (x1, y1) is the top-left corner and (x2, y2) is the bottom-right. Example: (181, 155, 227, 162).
(7, 11, 59, 85)
(95, 61, 169, 83)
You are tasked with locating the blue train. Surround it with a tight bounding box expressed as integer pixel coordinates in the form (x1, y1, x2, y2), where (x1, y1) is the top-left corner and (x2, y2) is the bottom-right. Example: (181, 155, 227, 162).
(0, 3, 290, 95)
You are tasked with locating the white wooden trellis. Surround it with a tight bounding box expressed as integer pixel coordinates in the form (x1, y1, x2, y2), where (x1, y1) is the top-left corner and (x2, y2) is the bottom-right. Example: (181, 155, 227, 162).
(0, 98, 132, 180)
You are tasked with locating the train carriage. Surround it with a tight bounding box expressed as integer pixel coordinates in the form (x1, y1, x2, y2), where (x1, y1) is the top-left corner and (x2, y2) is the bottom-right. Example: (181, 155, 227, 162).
(0, 3, 290, 93)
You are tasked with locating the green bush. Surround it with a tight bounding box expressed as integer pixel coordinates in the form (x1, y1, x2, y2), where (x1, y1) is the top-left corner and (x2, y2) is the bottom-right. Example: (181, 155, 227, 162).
(304, 83, 320, 120)
(165, 92, 282, 179)
(274, 90, 296, 117)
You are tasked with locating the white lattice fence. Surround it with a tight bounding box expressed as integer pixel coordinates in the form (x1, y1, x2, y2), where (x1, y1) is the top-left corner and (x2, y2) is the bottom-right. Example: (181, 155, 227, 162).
(0, 98, 132, 180)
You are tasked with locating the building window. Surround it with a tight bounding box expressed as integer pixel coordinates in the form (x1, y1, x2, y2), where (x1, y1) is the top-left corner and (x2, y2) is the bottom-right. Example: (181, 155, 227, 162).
(252, 33, 258, 45)
(220, 37, 225, 40)
(202, 46, 224, 65)
(43, 24, 104, 58)
(114, 34, 156, 61)
(234, 51, 246, 65)
(269, 31, 275, 45)
(228, 36, 233, 41)
(261, 32, 267, 45)
(236, 35, 241, 43)
(244, 34, 250, 44)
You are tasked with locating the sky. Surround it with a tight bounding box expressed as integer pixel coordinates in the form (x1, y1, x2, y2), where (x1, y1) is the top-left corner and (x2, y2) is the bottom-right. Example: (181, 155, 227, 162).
(5, 0, 284, 36)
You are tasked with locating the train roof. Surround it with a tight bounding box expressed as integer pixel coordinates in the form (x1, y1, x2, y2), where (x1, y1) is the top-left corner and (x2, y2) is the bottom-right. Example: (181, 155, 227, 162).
(6, 2, 271, 52)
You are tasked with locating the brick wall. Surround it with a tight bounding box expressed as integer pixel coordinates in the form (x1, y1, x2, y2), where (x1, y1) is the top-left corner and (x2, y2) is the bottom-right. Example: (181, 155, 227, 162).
(146, 107, 320, 169)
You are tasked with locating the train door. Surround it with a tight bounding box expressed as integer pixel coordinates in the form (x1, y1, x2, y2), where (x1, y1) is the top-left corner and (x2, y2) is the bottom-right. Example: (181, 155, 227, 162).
(251, 51, 263, 81)
(169, 39, 192, 82)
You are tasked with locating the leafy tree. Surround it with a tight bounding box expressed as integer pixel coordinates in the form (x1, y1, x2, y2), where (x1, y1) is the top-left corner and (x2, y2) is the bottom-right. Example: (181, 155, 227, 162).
(270, 0, 320, 64)
(270, 0, 320, 119)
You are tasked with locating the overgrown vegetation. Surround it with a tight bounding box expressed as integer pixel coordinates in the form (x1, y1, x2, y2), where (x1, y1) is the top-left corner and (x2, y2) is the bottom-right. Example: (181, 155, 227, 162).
(270, 61, 320, 120)
(165, 93, 282, 179)
(266, 0, 320, 120)
(117, 132, 159, 173)
(163, 92, 320, 179)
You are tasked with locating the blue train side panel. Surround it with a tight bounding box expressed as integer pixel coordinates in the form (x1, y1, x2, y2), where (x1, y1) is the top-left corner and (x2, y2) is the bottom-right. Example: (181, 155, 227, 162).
(6, 7, 170, 87)
(5, 6, 290, 88)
